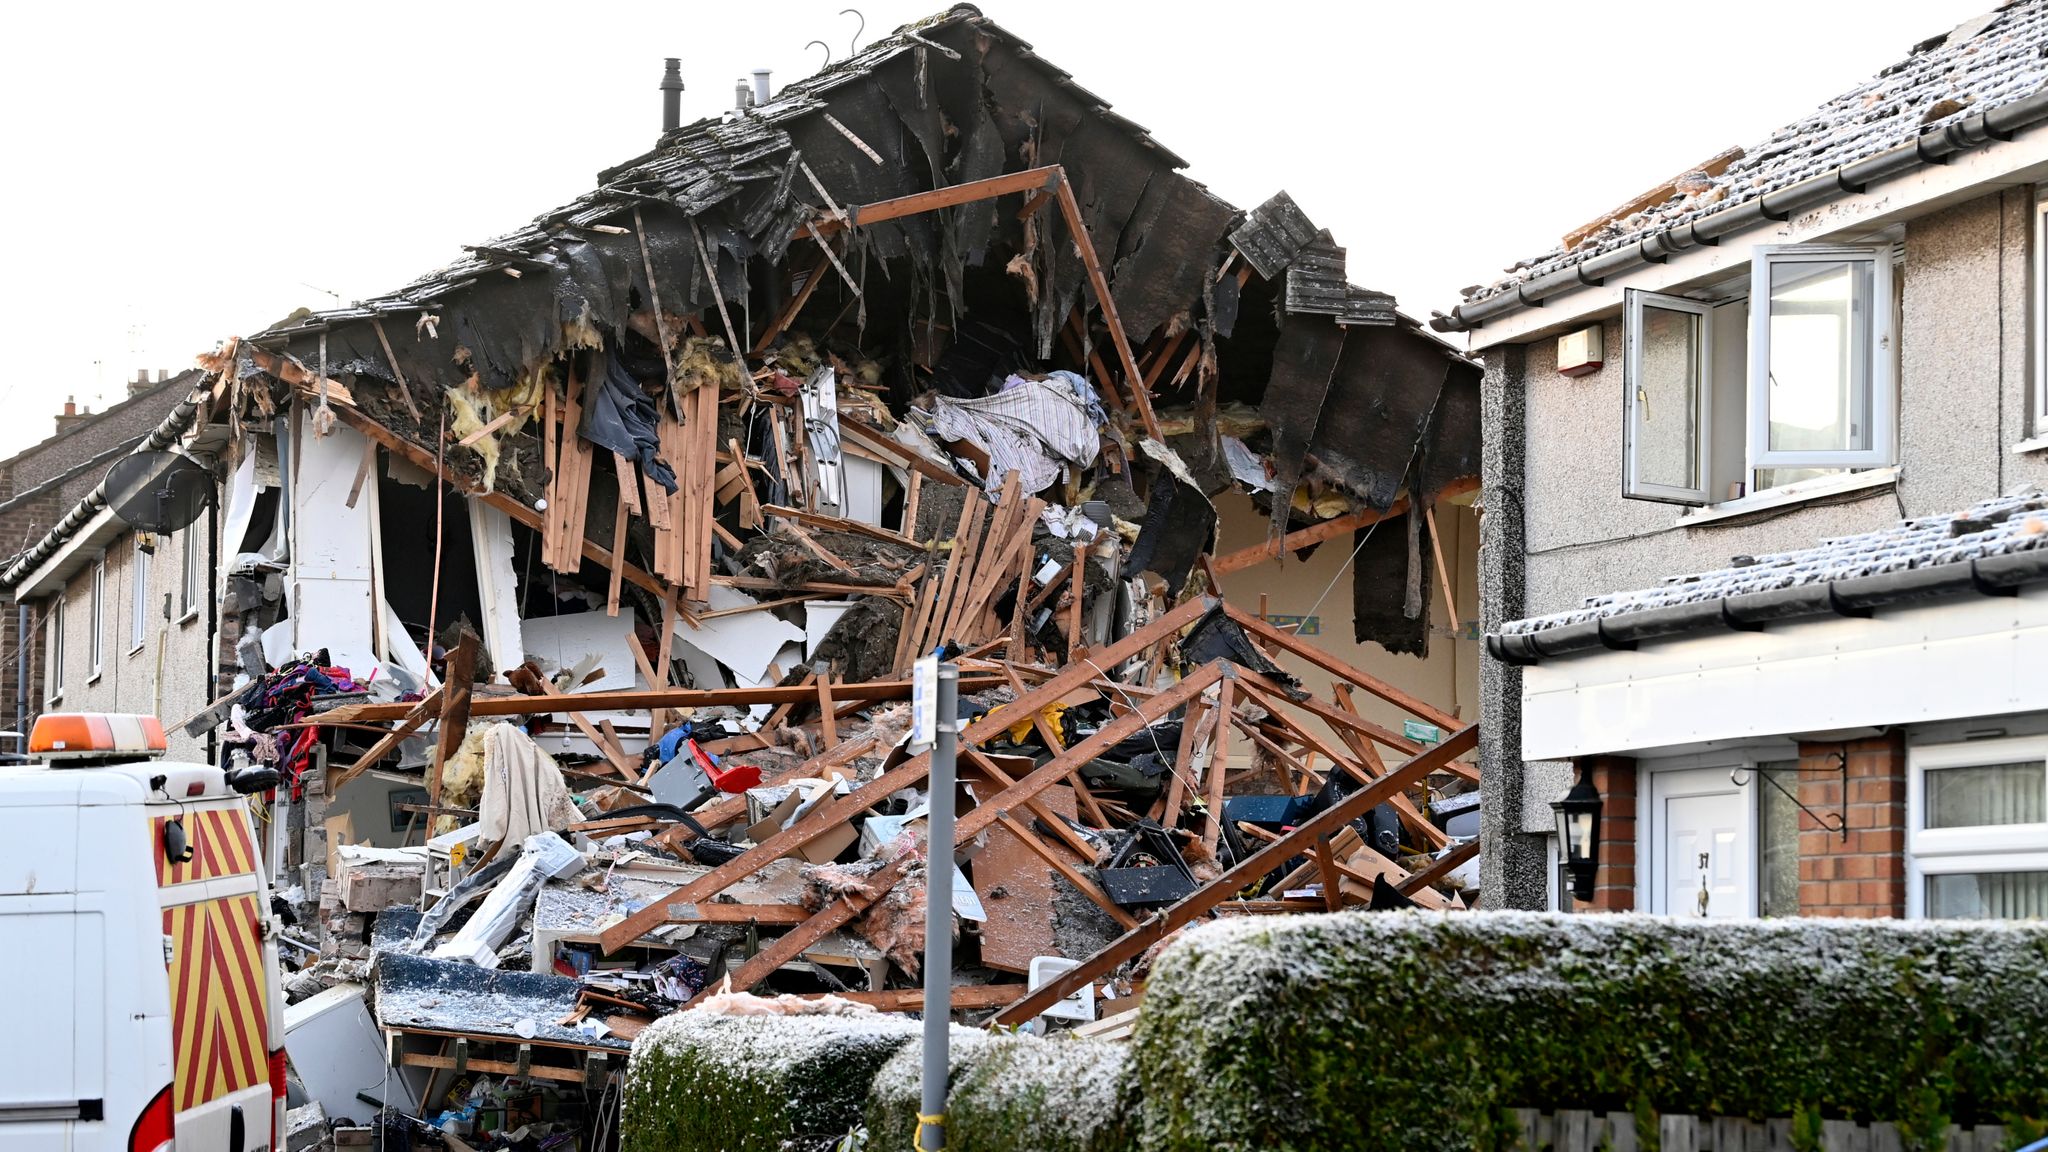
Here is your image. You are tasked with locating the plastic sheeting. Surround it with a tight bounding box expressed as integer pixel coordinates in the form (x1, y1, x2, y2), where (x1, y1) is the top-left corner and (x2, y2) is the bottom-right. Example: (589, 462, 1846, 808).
(927, 372, 1104, 493)
(581, 349, 678, 493)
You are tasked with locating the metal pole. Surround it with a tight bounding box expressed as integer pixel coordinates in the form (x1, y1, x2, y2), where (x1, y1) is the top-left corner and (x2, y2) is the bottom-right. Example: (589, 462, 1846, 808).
(918, 661, 958, 1151)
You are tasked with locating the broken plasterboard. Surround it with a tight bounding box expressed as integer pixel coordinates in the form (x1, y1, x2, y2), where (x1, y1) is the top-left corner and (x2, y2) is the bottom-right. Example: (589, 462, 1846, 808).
(673, 586, 806, 686)
(469, 500, 523, 679)
(291, 419, 379, 677)
(843, 454, 884, 526)
(804, 601, 856, 661)
(520, 609, 650, 737)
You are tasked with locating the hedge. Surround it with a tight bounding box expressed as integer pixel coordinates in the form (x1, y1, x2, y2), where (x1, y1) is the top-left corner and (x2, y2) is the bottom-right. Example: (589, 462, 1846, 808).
(866, 1029, 1134, 1152)
(622, 1013, 922, 1152)
(1130, 912, 2048, 1152)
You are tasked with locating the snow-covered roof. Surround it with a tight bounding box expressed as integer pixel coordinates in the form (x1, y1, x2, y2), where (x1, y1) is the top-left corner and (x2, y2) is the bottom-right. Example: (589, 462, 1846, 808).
(1445, 3, 2048, 327)
(1489, 488, 2048, 661)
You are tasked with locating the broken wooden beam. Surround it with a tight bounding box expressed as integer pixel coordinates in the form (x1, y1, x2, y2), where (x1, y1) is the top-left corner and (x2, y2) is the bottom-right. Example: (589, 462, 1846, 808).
(988, 722, 1478, 1028)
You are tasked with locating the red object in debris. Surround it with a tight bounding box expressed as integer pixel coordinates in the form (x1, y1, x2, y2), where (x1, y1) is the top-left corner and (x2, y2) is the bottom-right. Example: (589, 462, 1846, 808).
(689, 738, 761, 793)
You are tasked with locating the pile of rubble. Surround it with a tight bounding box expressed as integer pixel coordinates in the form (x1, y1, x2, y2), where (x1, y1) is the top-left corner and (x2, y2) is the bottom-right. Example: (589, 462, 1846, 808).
(166, 7, 1486, 1147)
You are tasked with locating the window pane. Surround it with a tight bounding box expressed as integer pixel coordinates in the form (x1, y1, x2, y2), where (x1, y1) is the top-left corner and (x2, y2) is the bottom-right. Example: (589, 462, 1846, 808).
(1766, 259, 1874, 454)
(1926, 871, 2048, 920)
(1924, 761, 2047, 828)
(1635, 305, 1702, 489)
(1756, 761, 1801, 917)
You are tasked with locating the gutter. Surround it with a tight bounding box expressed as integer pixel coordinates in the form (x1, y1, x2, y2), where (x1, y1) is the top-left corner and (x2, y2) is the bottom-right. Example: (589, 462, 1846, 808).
(1435, 87, 2048, 333)
(1485, 546, 2048, 665)
(0, 391, 204, 592)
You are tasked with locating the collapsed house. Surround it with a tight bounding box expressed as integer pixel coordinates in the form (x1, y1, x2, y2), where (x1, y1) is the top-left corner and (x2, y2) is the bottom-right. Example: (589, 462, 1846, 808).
(169, 5, 1484, 1145)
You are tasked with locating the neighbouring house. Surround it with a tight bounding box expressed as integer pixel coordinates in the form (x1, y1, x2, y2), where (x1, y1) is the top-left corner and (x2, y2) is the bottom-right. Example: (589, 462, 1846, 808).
(1436, 2, 2048, 918)
(0, 370, 220, 761)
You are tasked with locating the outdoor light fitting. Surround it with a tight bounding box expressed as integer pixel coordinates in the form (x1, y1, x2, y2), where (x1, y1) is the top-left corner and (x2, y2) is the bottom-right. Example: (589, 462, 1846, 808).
(1552, 766, 1602, 904)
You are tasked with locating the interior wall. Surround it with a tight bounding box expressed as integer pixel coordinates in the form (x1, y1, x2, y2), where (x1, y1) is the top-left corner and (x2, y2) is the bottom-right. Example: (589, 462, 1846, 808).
(1211, 490, 1480, 765)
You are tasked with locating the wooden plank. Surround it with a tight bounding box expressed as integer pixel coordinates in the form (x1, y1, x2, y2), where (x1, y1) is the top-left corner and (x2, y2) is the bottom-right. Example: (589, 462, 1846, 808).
(428, 631, 479, 815)
(369, 317, 423, 424)
(600, 600, 1209, 954)
(815, 165, 1060, 236)
(763, 504, 910, 548)
(796, 984, 1026, 1012)
(1201, 678, 1235, 853)
(606, 496, 630, 616)
(699, 664, 1221, 999)
(815, 673, 838, 749)
(1052, 178, 1159, 441)
(970, 783, 1082, 973)
(1424, 504, 1459, 631)
(613, 452, 644, 517)
(1225, 604, 1462, 732)
(963, 748, 1134, 928)
(400, 1053, 583, 1085)
(753, 247, 834, 354)
(1310, 838, 1343, 912)
(1561, 145, 1744, 251)
(1396, 837, 1479, 897)
(1210, 497, 1410, 576)
(922, 491, 983, 650)
(329, 695, 442, 792)
(988, 722, 1478, 1027)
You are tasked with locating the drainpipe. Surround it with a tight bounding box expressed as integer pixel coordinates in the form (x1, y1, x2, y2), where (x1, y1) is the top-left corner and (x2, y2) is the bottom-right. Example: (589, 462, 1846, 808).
(15, 602, 27, 755)
(204, 495, 220, 765)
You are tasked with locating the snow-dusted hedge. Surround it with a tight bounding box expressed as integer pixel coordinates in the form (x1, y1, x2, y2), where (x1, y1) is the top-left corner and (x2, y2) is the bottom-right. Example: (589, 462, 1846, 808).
(1132, 912, 2048, 1152)
(622, 1013, 922, 1152)
(866, 1029, 1134, 1152)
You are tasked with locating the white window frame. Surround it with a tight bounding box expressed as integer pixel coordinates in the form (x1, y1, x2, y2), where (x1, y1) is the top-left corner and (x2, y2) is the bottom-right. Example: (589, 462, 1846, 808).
(178, 527, 200, 622)
(1747, 244, 1897, 471)
(44, 598, 64, 705)
(1905, 735, 2048, 919)
(1622, 288, 1714, 505)
(129, 538, 151, 653)
(2033, 190, 2048, 437)
(88, 559, 105, 679)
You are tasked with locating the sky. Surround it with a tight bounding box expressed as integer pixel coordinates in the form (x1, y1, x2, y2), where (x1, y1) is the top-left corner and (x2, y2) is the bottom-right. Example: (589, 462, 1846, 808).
(0, 0, 1997, 459)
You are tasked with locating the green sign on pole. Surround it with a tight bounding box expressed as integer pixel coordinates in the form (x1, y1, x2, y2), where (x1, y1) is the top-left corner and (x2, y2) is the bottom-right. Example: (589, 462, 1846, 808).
(1402, 720, 1441, 745)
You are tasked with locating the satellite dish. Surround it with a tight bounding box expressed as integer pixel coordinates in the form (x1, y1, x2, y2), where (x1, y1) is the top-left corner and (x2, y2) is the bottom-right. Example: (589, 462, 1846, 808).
(104, 451, 214, 534)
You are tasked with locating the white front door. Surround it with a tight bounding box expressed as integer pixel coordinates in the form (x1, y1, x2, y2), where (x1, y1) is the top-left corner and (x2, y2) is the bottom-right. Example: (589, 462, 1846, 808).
(1650, 767, 1753, 918)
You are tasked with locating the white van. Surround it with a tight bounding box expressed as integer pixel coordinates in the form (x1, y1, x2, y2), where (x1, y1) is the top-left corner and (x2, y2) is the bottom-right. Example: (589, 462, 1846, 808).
(0, 713, 287, 1152)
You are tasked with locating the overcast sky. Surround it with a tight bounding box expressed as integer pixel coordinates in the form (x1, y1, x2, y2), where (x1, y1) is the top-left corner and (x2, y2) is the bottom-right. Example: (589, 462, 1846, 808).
(0, 0, 1994, 458)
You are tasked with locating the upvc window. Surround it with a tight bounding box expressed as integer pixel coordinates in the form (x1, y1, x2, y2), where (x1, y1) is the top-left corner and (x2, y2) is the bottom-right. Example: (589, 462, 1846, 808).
(44, 599, 64, 704)
(2034, 191, 2048, 436)
(130, 538, 151, 651)
(1908, 736, 2048, 920)
(89, 560, 105, 676)
(1621, 243, 1896, 506)
(179, 527, 199, 620)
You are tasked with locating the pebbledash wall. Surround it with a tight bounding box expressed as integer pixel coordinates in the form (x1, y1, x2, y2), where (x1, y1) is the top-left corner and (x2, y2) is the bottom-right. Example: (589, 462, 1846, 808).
(1478, 188, 2048, 912)
(34, 525, 215, 764)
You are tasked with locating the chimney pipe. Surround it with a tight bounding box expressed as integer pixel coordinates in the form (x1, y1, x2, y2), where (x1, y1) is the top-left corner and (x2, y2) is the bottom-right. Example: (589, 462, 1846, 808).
(750, 68, 772, 108)
(660, 58, 683, 133)
(63, 397, 76, 417)
(735, 79, 752, 112)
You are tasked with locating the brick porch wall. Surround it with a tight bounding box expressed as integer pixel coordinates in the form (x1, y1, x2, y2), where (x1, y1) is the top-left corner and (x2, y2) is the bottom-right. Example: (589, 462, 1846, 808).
(1581, 755, 1638, 913)
(1797, 733, 1907, 918)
